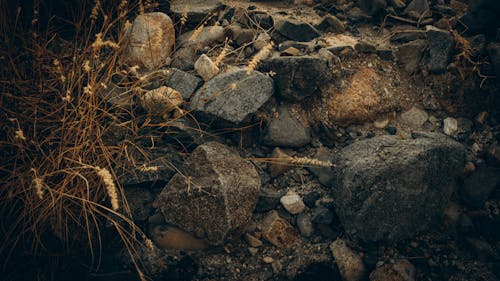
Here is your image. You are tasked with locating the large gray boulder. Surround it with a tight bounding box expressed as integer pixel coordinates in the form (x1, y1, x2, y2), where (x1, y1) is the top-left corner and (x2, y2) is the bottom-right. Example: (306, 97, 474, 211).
(330, 132, 465, 242)
(190, 69, 274, 124)
(156, 142, 261, 245)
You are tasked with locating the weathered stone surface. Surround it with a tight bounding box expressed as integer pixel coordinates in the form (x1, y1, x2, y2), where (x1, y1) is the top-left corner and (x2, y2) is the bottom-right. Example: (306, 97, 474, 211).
(125, 13, 175, 69)
(426, 26, 455, 74)
(400, 105, 428, 128)
(369, 259, 416, 281)
(157, 142, 260, 245)
(330, 239, 366, 281)
(460, 165, 500, 208)
(297, 213, 313, 237)
(194, 54, 219, 81)
(260, 56, 330, 101)
(139, 68, 202, 100)
(316, 15, 345, 34)
(190, 69, 274, 124)
(263, 105, 311, 147)
(330, 133, 465, 242)
(443, 117, 458, 136)
(396, 40, 427, 74)
(261, 210, 300, 248)
(274, 19, 321, 42)
(280, 191, 306, 215)
(170, 0, 224, 26)
(141, 86, 183, 116)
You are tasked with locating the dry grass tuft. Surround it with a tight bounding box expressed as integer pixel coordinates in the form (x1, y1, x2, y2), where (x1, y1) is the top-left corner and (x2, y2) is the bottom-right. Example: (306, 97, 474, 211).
(247, 42, 273, 74)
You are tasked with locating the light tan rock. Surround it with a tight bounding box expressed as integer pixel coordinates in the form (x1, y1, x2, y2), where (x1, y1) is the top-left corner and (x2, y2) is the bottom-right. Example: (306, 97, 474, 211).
(151, 224, 208, 251)
(261, 211, 299, 248)
(330, 239, 366, 281)
(125, 12, 175, 69)
(194, 54, 219, 81)
(141, 86, 183, 116)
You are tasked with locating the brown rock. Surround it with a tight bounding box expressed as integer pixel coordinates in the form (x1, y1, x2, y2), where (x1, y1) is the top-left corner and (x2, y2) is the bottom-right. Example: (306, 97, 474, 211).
(261, 211, 299, 248)
(330, 239, 366, 281)
(125, 12, 175, 69)
(151, 225, 208, 251)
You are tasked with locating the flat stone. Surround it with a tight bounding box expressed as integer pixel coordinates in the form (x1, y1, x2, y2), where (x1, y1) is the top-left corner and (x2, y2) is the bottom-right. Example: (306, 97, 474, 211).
(369, 259, 416, 281)
(395, 40, 427, 74)
(330, 239, 366, 281)
(316, 15, 345, 34)
(280, 191, 306, 215)
(261, 210, 300, 248)
(156, 142, 260, 245)
(124, 12, 175, 69)
(263, 106, 311, 148)
(330, 133, 465, 242)
(400, 106, 428, 128)
(274, 19, 321, 42)
(190, 69, 274, 125)
(426, 26, 455, 74)
(260, 56, 331, 101)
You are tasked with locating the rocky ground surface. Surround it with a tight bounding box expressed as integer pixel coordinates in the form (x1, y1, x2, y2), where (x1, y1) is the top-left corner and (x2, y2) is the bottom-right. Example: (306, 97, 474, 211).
(79, 0, 500, 280)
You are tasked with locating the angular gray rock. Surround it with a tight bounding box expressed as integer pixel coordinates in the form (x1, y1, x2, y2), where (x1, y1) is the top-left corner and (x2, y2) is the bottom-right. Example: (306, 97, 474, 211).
(190, 69, 274, 124)
(260, 56, 331, 101)
(164, 68, 203, 100)
(427, 26, 455, 74)
(263, 105, 311, 147)
(274, 19, 321, 42)
(156, 142, 261, 245)
(330, 133, 465, 242)
(396, 40, 427, 74)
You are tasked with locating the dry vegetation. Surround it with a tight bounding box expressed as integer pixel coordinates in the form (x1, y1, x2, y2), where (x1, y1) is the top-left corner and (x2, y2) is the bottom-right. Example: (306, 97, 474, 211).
(0, 0, 161, 279)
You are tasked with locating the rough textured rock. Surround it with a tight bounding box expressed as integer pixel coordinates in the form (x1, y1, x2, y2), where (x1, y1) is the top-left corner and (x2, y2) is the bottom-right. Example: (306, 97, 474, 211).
(125, 13, 175, 69)
(260, 56, 330, 101)
(330, 239, 366, 281)
(396, 40, 427, 74)
(426, 26, 455, 74)
(280, 191, 306, 215)
(194, 54, 219, 81)
(140, 86, 183, 116)
(156, 142, 261, 245)
(140, 68, 202, 100)
(330, 133, 465, 242)
(369, 259, 416, 281)
(316, 15, 345, 34)
(261, 210, 299, 248)
(263, 105, 311, 147)
(170, 0, 224, 27)
(400, 106, 428, 128)
(274, 19, 321, 42)
(443, 117, 458, 136)
(190, 69, 274, 124)
(460, 165, 500, 208)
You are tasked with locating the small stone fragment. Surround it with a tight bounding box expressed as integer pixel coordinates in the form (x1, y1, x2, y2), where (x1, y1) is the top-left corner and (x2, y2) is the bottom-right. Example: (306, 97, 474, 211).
(261, 210, 299, 248)
(297, 213, 313, 237)
(316, 15, 345, 34)
(245, 233, 264, 248)
(426, 26, 455, 74)
(263, 256, 274, 264)
(369, 259, 416, 281)
(280, 191, 306, 215)
(400, 106, 428, 128)
(194, 54, 219, 81)
(274, 19, 321, 42)
(330, 239, 366, 281)
(443, 117, 458, 136)
(373, 117, 389, 129)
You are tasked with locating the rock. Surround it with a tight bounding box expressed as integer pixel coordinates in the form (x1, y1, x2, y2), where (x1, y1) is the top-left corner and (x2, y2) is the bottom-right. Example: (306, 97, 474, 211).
(359, 0, 387, 16)
(426, 26, 455, 74)
(274, 19, 321, 42)
(443, 117, 458, 136)
(373, 117, 389, 129)
(124, 186, 153, 222)
(261, 210, 300, 248)
(156, 142, 260, 245)
(172, 26, 227, 70)
(245, 233, 263, 247)
(369, 259, 416, 281)
(255, 188, 285, 213)
(170, 0, 224, 27)
(141, 86, 183, 116)
(308, 146, 335, 186)
(268, 148, 292, 177)
(280, 191, 306, 215)
(316, 15, 345, 34)
(226, 24, 255, 46)
(377, 48, 393, 60)
(297, 213, 314, 237)
(487, 42, 500, 82)
(190, 69, 274, 125)
(163, 68, 202, 100)
(460, 165, 500, 208)
(355, 41, 377, 54)
(400, 106, 428, 128)
(330, 239, 366, 281)
(263, 256, 274, 264)
(281, 47, 301, 56)
(254, 32, 272, 50)
(260, 56, 330, 101)
(263, 105, 311, 148)
(303, 191, 321, 208)
(124, 12, 175, 69)
(194, 54, 219, 81)
(151, 224, 208, 251)
(404, 0, 430, 18)
(395, 40, 427, 74)
(330, 133, 465, 241)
